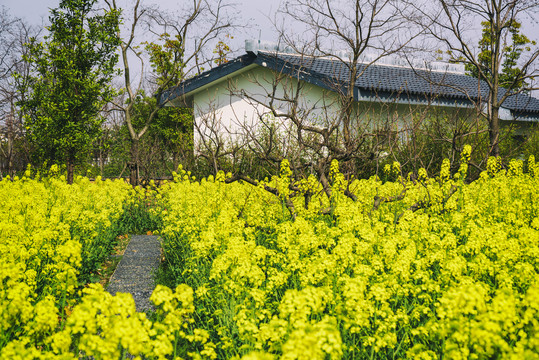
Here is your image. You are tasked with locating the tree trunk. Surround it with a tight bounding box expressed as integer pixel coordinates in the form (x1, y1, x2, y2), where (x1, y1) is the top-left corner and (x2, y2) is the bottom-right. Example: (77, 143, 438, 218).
(67, 156, 75, 184)
(99, 145, 104, 176)
(7, 104, 14, 176)
(489, 106, 500, 157)
(316, 158, 332, 199)
(173, 152, 179, 173)
(212, 151, 219, 175)
(129, 138, 140, 186)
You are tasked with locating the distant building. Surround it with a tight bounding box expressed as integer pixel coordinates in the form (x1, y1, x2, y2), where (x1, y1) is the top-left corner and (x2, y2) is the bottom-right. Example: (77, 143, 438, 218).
(163, 42, 539, 151)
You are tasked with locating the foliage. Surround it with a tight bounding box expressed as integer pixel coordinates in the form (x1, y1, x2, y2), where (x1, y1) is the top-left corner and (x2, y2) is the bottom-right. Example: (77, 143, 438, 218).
(157, 156, 539, 359)
(213, 34, 233, 66)
(0, 169, 131, 350)
(115, 182, 163, 234)
(145, 32, 185, 88)
(93, 92, 194, 180)
(522, 124, 539, 160)
(18, 0, 120, 183)
(128, 93, 194, 171)
(1, 153, 539, 358)
(152, 106, 194, 164)
(465, 20, 536, 90)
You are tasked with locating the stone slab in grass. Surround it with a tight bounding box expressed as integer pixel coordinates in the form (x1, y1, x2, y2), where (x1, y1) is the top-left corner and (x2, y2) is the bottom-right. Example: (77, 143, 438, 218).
(107, 235, 161, 312)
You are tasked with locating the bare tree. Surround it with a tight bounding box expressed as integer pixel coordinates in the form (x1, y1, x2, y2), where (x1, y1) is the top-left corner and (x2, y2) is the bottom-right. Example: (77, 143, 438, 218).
(406, 0, 539, 157)
(0, 7, 19, 80)
(209, 0, 415, 200)
(286, 0, 410, 156)
(104, 0, 236, 186)
(0, 8, 40, 177)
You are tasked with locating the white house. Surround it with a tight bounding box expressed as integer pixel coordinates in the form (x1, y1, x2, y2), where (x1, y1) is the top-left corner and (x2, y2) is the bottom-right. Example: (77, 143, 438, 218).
(163, 43, 539, 154)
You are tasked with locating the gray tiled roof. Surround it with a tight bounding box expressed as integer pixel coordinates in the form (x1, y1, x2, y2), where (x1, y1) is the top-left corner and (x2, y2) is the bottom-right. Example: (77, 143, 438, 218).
(271, 52, 539, 114)
(166, 51, 539, 116)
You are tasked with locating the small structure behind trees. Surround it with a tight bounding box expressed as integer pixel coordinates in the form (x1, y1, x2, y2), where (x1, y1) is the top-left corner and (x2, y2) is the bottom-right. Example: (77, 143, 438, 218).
(165, 45, 539, 184)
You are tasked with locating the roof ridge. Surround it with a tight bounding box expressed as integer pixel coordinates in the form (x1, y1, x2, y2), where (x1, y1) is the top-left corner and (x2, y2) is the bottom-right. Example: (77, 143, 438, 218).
(257, 50, 467, 75)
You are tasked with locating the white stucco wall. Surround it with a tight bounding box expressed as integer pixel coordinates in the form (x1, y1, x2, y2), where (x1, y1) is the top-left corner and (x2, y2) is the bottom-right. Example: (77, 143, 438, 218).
(189, 66, 343, 154)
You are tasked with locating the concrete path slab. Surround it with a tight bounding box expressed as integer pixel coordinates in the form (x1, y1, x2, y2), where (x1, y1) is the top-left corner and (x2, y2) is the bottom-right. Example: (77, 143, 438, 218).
(107, 235, 161, 312)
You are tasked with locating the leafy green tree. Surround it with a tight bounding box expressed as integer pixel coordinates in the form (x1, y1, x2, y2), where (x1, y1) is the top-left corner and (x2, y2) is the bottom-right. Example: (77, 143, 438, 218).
(19, 0, 120, 183)
(466, 20, 536, 91)
(145, 33, 186, 87)
(151, 107, 194, 170)
(123, 91, 193, 180)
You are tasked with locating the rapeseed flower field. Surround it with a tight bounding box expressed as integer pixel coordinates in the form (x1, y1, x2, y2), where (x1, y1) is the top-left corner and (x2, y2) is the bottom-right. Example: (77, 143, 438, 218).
(1, 152, 538, 359)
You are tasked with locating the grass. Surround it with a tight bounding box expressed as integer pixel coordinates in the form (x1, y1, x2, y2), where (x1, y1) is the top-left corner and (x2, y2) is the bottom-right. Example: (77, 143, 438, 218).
(153, 253, 177, 289)
(90, 234, 131, 289)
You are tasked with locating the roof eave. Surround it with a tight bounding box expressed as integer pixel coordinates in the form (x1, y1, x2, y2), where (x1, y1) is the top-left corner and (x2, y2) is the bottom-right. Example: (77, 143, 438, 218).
(161, 53, 258, 106)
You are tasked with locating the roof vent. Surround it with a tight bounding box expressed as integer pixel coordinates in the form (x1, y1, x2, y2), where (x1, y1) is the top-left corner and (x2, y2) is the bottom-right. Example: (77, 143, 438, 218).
(245, 39, 258, 54)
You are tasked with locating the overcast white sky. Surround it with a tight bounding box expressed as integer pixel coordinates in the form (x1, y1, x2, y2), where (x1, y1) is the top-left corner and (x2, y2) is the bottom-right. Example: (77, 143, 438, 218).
(2, 0, 538, 78)
(1, 0, 281, 52)
(3, 0, 538, 49)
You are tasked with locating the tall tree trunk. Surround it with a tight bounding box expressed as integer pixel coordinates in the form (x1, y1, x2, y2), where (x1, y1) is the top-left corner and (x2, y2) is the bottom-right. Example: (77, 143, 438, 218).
(67, 154, 75, 184)
(489, 105, 500, 157)
(7, 103, 14, 176)
(99, 145, 104, 176)
(339, 61, 358, 175)
(129, 138, 140, 186)
(489, 18, 501, 159)
(173, 152, 179, 173)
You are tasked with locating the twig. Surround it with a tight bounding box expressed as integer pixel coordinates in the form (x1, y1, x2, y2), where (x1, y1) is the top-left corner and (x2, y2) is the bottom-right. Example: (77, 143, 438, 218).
(394, 184, 457, 224)
(372, 187, 407, 211)
(225, 174, 297, 220)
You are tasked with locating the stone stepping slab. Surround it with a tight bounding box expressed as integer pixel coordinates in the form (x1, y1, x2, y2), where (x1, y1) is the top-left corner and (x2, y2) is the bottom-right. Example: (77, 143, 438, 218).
(107, 235, 161, 312)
